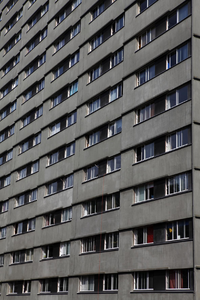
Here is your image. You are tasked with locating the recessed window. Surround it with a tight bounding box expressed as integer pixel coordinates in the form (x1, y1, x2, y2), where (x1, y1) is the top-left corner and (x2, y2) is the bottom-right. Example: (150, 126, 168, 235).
(16, 189, 37, 207)
(8, 281, 31, 294)
(88, 48, 123, 83)
(48, 142, 75, 166)
(4, 31, 21, 54)
(46, 175, 73, 196)
(19, 132, 41, 154)
(137, 41, 190, 86)
(42, 241, 70, 259)
(49, 112, 77, 136)
(43, 207, 72, 227)
(40, 278, 68, 293)
(26, 27, 47, 54)
(14, 219, 35, 235)
(27, 2, 48, 30)
(54, 0, 81, 27)
(12, 249, 33, 264)
(138, 0, 157, 14)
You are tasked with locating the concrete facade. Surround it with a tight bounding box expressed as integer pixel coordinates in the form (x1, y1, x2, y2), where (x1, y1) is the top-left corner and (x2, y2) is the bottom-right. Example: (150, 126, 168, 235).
(0, 0, 198, 299)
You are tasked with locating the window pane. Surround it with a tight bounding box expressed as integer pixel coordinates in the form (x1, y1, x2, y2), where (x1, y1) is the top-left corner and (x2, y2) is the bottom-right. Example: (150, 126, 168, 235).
(179, 4, 189, 22)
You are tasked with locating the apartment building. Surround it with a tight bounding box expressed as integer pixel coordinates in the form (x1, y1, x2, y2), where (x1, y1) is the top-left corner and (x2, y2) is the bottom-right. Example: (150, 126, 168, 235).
(0, 0, 198, 299)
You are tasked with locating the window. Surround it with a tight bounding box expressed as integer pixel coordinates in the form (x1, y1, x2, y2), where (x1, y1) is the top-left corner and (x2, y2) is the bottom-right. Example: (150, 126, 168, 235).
(52, 51, 79, 80)
(17, 161, 39, 180)
(5, 8, 22, 33)
(46, 175, 73, 196)
(137, 41, 190, 86)
(83, 193, 120, 216)
(1, 77, 18, 98)
(0, 101, 16, 121)
(103, 274, 118, 291)
(40, 278, 68, 293)
(91, 0, 116, 20)
(0, 255, 4, 266)
(87, 83, 122, 114)
(80, 274, 118, 292)
(166, 270, 190, 289)
(16, 189, 37, 207)
(89, 14, 123, 52)
(26, 27, 47, 53)
(134, 183, 154, 202)
(84, 155, 121, 181)
(21, 106, 43, 128)
(4, 31, 21, 54)
(80, 276, 94, 291)
(0, 149, 13, 167)
(134, 271, 154, 290)
(12, 249, 33, 264)
(2, 55, 20, 77)
(81, 232, 119, 253)
(8, 281, 31, 294)
(138, 0, 157, 13)
(44, 208, 72, 227)
(86, 119, 122, 147)
(166, 127, 191, 151)
(167, 220, 189, 241)
(23, 79, 44, 102)
(20, 132, 41, 153)
(0, 201, 9, 213)
(138, 2, 190, 49)
(25, 53, 46, 78)
(14, 219, 35, 235)
(134, 226, 154, 245)
(42, 242, 70, 259)
(88, 48, 124, 83)
(0, 227, 6, 239)
(166, 172, 191, 195)
(27, 2, 48, 30)
(168, 2, 191, 29)
(135, 83, 191, 124)
(0, 124, 15, 143)
(49, 112, 77, 136)
(55, 0, 81, 26)
(51, 82, 78, 108)
(6, 0, 18, 12)
(167, 83, 191, 109)
(0, 175, 11, 189)
(48, 142, 75, 166)
(54, 22, 80, 53)
(29, 0, 37, 7)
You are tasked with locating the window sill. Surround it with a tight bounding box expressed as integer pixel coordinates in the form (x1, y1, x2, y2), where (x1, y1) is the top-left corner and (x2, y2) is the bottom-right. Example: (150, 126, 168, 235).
(133, 98, 191, 128)
(51, 61, 78, 83)
(79, 248, 119, 256)
(9, 261, 33, 266)
(25, 35, 47, 57)
(1, 61, 20, 79)
(84, 131, 121, 150)
(52, 31, 80, 56)
(83, 168, 121, 184)
(131, 238, 192, 249)
(48, 122, 76, 139)
(40, 255, 70, 261)
(78, 291, 118, 294)
(14, 199, 37, 209)
(18, 141, 41, 156)
(21, 87, 44, 105)
(46, 154, 75, 168)
(81, 207, 120, 219)
(16, 170, 39, 182)
(86, 61, 123, 86)
(132, 190, 192, 207)
(1, 85, 18, 100)
(28, 1, 37, 9)
(42, 219, 72, 229)
(135, 14, 191, 53)
(44, 185, 73, 198)
(12, 230, 35, 237)
(133, 143, 192, 166)
(131, 290, 193, 293)
(7, 293, 31, 296)
(85, 94, 122, 118)
(49, 91, 78, 110)
(23, 63, 45, 81)
(3, 39, 21, 57)
(38, 292, 68, 295)
(135, 56, 191, 90)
